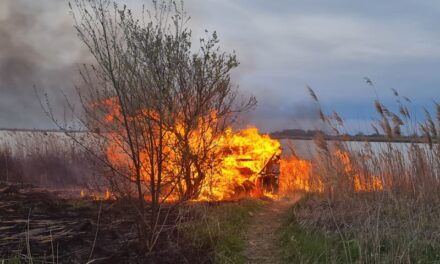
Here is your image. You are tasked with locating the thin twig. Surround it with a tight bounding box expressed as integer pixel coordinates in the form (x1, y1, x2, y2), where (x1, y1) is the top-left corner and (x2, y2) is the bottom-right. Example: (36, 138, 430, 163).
(88, 200, 103, 261)
(26, 208, 33, 264)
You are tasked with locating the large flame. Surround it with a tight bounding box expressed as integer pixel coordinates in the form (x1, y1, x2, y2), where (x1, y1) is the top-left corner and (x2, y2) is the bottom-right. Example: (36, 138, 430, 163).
(94, 97, 382, 201)
(199, 127, 282, 200)
(279, 156, 322, 193)
(98, 97, 290, 200)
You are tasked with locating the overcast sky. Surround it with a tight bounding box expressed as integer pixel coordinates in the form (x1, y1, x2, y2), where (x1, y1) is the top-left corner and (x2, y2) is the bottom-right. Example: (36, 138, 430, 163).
(1, 0, 440, 132)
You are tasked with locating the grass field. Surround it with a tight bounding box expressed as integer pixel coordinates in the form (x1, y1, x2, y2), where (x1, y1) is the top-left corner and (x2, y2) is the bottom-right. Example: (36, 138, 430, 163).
(278, 193, 440, 263)
(274, 90, 440, 263)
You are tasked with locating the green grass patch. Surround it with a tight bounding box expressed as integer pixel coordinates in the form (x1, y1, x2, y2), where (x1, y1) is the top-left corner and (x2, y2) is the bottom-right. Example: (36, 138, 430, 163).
(277, 194, 440, 263)
(1, 256, 23, 264)
(183, 198, 266, 264)
(277, 203, 359, 263)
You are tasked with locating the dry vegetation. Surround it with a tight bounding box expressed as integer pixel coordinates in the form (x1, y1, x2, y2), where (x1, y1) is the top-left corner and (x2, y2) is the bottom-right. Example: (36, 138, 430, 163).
(1, 0, 439, 263)
(0, 131, 99, 187)
(2, 90, 440, 263)
(278, 87, 440, 263)
(2, 0, 259, 262)
(0, 181, 265, 263)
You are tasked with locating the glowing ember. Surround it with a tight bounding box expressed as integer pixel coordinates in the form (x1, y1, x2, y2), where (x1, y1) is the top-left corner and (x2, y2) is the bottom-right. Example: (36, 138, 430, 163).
(79, 189, 116, 201)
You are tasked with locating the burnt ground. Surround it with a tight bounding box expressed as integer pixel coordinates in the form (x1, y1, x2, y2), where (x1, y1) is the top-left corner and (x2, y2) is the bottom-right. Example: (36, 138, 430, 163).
(242, 194, 302, 264)
(0, 182, 207, 264)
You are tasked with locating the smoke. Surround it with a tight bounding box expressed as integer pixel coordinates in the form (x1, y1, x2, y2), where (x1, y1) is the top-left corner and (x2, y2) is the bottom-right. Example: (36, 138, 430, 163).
(240, 97, 324, 133)
(0, 0, 321, 133)
(0, 0, 88, 129)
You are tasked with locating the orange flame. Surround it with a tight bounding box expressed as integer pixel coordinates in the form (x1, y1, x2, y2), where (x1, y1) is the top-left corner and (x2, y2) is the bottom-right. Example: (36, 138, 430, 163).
(335, 150, 383, 192)
(279, 156, 321, 193)
(98, 97, 301, 201)
(198, 127, 282, 200)
(94, 97, 382, 201)
(79, 189, 115, 201)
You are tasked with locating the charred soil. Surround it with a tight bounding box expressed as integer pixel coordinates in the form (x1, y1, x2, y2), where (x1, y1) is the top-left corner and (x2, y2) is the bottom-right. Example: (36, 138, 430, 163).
(0, 182, 208, 264)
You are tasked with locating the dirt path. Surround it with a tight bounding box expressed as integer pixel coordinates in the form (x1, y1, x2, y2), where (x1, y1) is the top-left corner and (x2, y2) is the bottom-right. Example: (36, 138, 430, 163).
(243, 194, 302, 264)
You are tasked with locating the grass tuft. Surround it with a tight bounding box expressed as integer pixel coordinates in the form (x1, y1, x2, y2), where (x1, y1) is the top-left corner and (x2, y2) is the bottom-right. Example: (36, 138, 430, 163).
(181, 199, 266, 264)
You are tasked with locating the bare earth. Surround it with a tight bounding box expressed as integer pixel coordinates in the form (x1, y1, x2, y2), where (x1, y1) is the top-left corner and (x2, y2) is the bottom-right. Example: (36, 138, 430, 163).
(243, 194, 302, 264)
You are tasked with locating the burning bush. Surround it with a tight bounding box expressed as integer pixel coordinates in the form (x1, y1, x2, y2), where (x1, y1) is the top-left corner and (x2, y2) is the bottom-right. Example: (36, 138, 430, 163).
(65, 0, 257, 251)
(101, 99, 289, 201)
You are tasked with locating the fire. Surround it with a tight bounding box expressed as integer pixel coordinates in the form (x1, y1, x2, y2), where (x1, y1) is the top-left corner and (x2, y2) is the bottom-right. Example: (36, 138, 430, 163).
(93, 97, 383, 201)
(335, 150, 383, 192)
(79, 189, 116, 200)
(104, 123, 285, 200)
(97, 97, 292, 201)
(279, 156, 320, 193)
(199, 127, 282, 200)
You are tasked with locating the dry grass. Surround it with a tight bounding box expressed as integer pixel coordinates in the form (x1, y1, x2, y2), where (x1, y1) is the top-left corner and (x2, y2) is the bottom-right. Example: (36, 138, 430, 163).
(307, 87, 440, 199)
(280, 193, 440, 263)
(278, 89, 440, 263)
(0, 131, 101, 187)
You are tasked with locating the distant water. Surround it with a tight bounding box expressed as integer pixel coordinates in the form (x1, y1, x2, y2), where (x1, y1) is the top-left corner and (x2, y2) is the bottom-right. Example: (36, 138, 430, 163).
(280, 139, 429, 160)
(0, 130, 428, 160)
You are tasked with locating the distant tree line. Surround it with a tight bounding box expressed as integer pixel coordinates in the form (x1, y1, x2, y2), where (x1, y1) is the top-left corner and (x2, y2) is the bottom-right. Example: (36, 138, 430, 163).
(270, 129, 427, 143)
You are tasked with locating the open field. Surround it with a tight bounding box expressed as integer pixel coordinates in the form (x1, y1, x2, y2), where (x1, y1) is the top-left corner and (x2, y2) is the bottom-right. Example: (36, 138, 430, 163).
(0, 182, 268, 263)
(2, 93, 440, 263)
(2, 100, 440, 263)
(1, 0, 440, 263)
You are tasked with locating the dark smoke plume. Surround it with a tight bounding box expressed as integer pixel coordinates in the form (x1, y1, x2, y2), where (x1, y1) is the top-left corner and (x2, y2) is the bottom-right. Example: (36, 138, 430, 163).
(0, 0, 88, 129)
